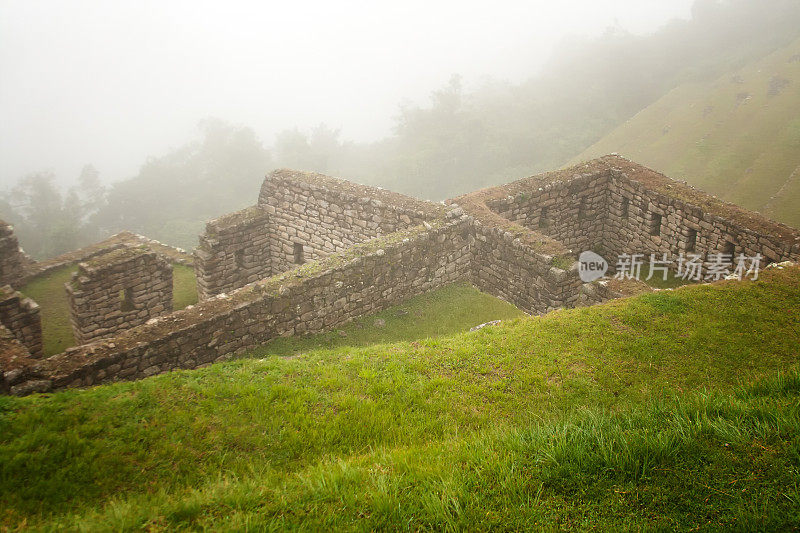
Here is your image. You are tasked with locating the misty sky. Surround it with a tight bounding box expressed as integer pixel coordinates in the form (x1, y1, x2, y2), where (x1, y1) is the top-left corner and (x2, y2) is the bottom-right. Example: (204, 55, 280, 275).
(0, 0, 694, 189)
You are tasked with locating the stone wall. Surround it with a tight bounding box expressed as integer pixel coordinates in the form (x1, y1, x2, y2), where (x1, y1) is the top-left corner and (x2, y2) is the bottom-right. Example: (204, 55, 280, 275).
(194, 207, 271, 300)
(66, 246, 173, 344)
(8, 216, 470, 393)
(485, 172, 610, 254)
(450, 177, 589, 315)
(456, 156, 800, 271)
(258, 170, 440, 275)
(1, 325, 31, 395)
(195, 169, 444, 300)
(469, 224, 582, 314)
(600, 161, 800, 265)
(0, 221, 30, 289)
(0, 285, 42, 358)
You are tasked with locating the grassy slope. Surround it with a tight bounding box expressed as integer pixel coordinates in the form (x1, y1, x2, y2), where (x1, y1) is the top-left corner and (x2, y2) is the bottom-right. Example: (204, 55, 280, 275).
(258, 282, 525, 357)
(574, 37, 800, 228)
(20, 263, 200, 357)
(1, 265, 798, 530)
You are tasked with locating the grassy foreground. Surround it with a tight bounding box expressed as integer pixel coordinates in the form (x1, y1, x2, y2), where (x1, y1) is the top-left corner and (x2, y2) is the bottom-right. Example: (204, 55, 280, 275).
(1, 266, 799, 530)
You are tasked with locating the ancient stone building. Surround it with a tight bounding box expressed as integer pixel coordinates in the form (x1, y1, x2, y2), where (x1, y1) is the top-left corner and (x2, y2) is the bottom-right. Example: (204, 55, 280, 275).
(0, 221, 30, 289)
(453, 155, 800, 311)
(464, 156, 797, 267)
(65, 246, 173, 344)
(0, 285, 42, 358)
(194, 169, 439, 299)
(4, 155, 799, 395)
(194, 207, 271, 300)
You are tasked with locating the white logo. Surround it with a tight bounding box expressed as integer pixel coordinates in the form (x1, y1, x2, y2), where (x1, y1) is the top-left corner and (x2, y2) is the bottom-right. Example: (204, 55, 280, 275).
(579, 251, 608, 282)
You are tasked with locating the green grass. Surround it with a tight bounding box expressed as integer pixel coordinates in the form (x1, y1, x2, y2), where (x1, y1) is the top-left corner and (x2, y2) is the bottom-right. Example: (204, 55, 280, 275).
(256, 281, 525, 357)
(172, 264, 198, 310)
(20, 265, 77, 356)
(575, 37, 800, 228)
(638, 262, 695, 290)
(1, 265, 798, 530)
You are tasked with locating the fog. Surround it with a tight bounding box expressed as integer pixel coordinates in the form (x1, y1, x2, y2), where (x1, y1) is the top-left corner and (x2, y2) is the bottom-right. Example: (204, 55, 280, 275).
(0, 0, 693, 188)
(4, 0, 799, 259)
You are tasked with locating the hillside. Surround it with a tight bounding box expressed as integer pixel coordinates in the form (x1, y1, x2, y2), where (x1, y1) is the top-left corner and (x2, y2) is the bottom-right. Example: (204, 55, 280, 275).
(574, 37, 800, 228)
(1, 264, 798, 530)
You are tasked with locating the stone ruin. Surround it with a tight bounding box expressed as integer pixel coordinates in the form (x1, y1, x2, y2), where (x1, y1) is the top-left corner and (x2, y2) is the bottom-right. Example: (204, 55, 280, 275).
(453, 156, 799, 310)
(0, 285, 42, 358)
(2, 155, 799, 395)
(194, 207, 271, 299)
(0, 220, 31, 289)
(65, 247, 173, 344)
(194, 169, 435, 300)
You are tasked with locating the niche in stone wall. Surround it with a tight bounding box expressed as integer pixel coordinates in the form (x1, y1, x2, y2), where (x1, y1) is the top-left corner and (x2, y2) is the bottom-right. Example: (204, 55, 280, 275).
(648, 213, 663, 236)
(722, 241, 736, 256)
(119, 287, 134, 312)
(293, 243, 305, 265)
(577, 198, 587, 220)
(621, 197, 630, 219)
(686, 228, 698, 252)
(539, 206, 549, 228)
(234, 248, 245, 269)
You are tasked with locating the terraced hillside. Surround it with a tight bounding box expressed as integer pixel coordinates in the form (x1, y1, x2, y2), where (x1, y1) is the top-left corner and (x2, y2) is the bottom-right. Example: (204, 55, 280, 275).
(574, 38, 800, 228)
(1, 264, 798, 530)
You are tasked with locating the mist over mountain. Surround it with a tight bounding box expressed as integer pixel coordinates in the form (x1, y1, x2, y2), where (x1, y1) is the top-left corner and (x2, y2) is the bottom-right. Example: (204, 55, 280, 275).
(575, 36, 800, 228)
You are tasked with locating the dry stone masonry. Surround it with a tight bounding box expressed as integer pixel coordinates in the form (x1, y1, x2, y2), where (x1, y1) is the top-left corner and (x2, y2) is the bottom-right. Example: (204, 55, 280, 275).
(195, 169, 441, 299)
(458, 156, 800, 272)
(0, 220, 31, 289)
(0, 324, 38, 395)
(194, 207, 271, 299)
(66, 246, 173, 344)
(0, 285, 42, 358)
(4, 155, 799, 395)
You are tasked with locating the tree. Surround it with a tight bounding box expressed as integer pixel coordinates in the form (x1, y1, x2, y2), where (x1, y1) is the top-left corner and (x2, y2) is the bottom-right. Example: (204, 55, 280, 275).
(93, 119, 273, 250)
(6, 172, 84, 258)
(273, 123, 343, 174)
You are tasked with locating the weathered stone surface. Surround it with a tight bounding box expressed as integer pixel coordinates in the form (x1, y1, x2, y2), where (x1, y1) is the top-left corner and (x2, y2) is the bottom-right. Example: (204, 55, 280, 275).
(194, 206, 272, 300)
(453, 154, 800, 312)
(0, 285, 42, 357)
(65, 246, 173, 344)
(0, 220, 32, 289)
(194, 170, 445, 300)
